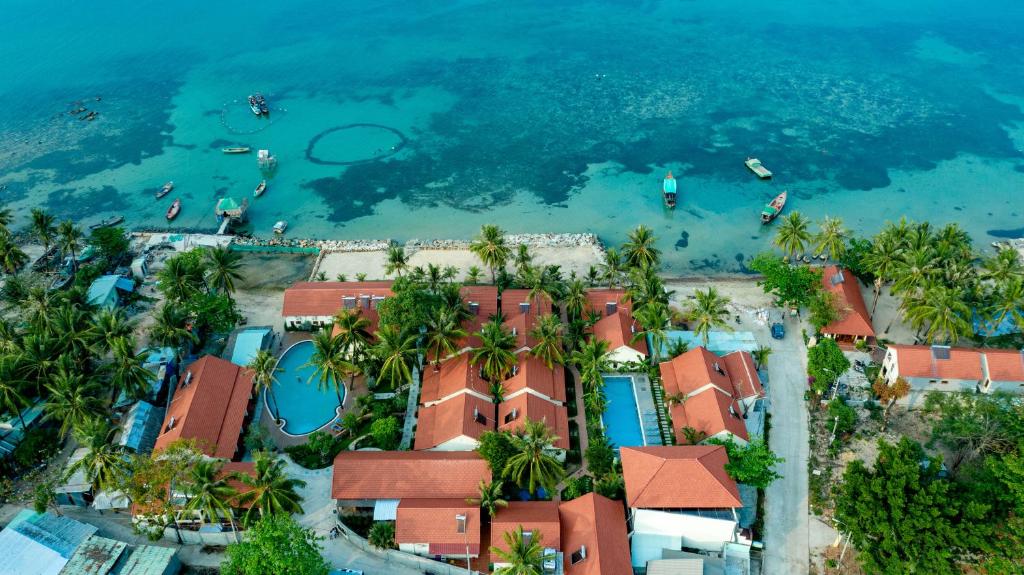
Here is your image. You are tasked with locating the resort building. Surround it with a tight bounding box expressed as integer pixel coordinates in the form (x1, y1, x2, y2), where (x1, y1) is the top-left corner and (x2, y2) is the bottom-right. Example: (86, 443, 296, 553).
(86, 274, 135, 310)
(154, 355, 256, 460)
(503, 355, 567, 404)
(281, 281, 393, 331)
(819, 265, 875, 345)
(331, 451, 490, 561)
(458, 285, 500, 349)
(419, 352, 492, 406)
(881, 344, 1024, 407)
(501, 289, 554, 352)
(585, 289, 647, 364)
(621, 446, 749, 566)
(414, 392, 495, 451)
(497, 391, 571, 454)
(658, 347, 764, 445)
(490, 501, 562, 571)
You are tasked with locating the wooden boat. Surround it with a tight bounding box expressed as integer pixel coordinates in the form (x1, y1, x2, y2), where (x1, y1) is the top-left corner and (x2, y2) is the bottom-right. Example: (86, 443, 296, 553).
(49, 273, 73, 291)
(248, 95, 262, 116)
(166, 199, 181, 221)
(155, 181, 174, 199)
(89, 215, 124, 230)
(254, 179, 267, 197)
(273, 220, 288, 234)
(222, 147, 250, 154)
(745, 158, 773, 179)
(662, 171, 677, 209)
(761, 190, 787, 224)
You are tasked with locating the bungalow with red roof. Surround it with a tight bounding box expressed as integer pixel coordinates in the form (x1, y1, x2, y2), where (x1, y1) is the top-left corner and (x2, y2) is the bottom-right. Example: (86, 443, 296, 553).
(819, 266, 875, 345)
(584, 289, 647, 364)
(621, 446, 749, 564)
(281, 281, 393, 331)
(419, 353, 492, 406)
(416, 353, 496, 451)
(154, 355, 255, 460)
(331, 451, 490, 560)
(659, 347, 764, 445)
(458, 285, 500, 350)
(500, 289, 553, 352)
(498, 392, 570, 455)
(490, 501, 562, 571)
(881, 344, 1024, 407)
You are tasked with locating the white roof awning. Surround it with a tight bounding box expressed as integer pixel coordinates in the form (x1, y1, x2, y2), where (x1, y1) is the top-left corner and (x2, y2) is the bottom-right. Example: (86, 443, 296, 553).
(373, 499, 400, 521)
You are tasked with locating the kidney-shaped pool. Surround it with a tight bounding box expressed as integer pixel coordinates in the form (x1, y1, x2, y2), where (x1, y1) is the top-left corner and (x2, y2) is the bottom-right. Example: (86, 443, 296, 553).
(265, 340, 344, 436)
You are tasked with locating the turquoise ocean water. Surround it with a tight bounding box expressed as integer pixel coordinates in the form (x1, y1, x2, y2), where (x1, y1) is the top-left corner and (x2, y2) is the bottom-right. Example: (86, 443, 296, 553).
(2, 0, 1024, 273)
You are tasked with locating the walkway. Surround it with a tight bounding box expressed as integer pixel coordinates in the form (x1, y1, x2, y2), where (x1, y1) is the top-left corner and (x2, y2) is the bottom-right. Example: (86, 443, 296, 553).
(398, 362, 422, 450)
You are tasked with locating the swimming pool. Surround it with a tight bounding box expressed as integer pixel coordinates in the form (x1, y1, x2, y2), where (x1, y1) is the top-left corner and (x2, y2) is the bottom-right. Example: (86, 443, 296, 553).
(602, 376, 646, 448)
(265, 340, 344, 435)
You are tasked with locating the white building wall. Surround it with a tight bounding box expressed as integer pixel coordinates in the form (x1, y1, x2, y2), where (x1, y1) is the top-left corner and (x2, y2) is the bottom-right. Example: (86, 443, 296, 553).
(430, 435, 482, 452)
(630, 508, 737, 563)
(608, 346, 645, 364)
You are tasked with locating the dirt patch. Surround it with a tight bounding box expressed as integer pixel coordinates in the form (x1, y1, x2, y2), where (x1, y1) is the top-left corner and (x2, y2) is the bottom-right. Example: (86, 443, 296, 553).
(235, 253, 315, 290)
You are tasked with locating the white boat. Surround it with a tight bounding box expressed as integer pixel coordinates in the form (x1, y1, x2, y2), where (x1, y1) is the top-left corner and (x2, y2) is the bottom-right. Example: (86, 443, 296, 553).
(745, 157, 773, 179)
(273, 221, 288, 234)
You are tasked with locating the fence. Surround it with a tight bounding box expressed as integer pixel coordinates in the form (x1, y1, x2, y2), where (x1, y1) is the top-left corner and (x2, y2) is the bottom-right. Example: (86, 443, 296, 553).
(334, 519, 477, 575)
(162, 526, 237, 546)
(229, 243, 321, 255)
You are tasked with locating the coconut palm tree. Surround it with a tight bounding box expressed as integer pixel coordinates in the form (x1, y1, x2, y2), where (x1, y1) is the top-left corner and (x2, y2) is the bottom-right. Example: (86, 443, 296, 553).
(57, 220, 83, 270)
(665, 338, 689, 359)
(90, 308, 135, 355)
(470, 224, 511, 284)
(30, 208, 56, 253)
(182, 459, 240, 541)
(385, 245, 409, 278)
(563, 279, 587, 319)
(987, 278, 1024, 335)
(305, 330, 355, 409)
(583, 385, 607, 416)
(632, 303, 669, 360)
(622, 225, 660, 270)
(333, 309, 373, 362)
(505, 419, 563, 494)
(905, 285, 971, 344)
(205, 246, 244, 298)
(892, 246, 936, 298)
(465, 266, 483, 285)
(813, 216, 847, 260)
(424, 308, 467, 368)
(51, 303, 93, 361)
(234, 451, 306, 526)
(514, 244, 533, 276)
(0, 205, 12, 230)
(472, 321, 518, 383)
(0, 358, 28, 430)
(981, 248, 1024, 284)
(689, 287, 731, 346)
(468, 479, 508, 518)
(373, 324, 418, 390)
(157, 255, 208, 302)
(23, 286, 55, 332)
(107, 337, 156, 401)
(626, 266, 670, 311)
(491, 525, 554, 575)
(600, 248, 625, 288)
(863, 235, 902, 318)
(247, 350, 282, 423)
(665, 391, 687, 410)
(16, 334, 60, 391)
(44, 360, 104, 438)
(529, 314, 564, 369)
(65, 417, 127, 493)
(0, 233, 28, 275)
(571, 338, 609, 393)
(149, 304, 198, 353)
(774, 211, 811, 261)
(751, 345, 773, 370)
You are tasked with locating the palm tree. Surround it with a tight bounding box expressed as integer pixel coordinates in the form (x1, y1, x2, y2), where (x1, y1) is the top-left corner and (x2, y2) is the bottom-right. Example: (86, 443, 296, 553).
(425, 308, 467, 367)
(234, 451, 306, 526)
(0, 358, 28, 430)
(751, 345, 773, 370)
(666, 338, 689, 359)
(468, 479, 508, 518)
(0, 205, 12, 230)
(23, 287, 55, 332)
(465, 266, 483, 285)
(65, 417, 127, 493)
(491, 525, 553, 575)
(987, 278, 1024, 335)
(182, 459, 240, 541)
(30, 208, 56, 253)
(774, 211, 811, 260)
(529, 314, 564, 368)
(583, 385, 607, 416)
(689, 287, 731, 346)
(333, 309, 372, 362)
(205, 246, 244, 297)
(632, 303, 669, 360)
(385, 245, 409, 277)
(892, 246, 936, 297)
(905, 285, 971, 344)
(600, 248, 625, 288)
(57, 220, 83, 269)
(520, 265, 562, 306)
(90, 308, 135, 355)
(863, 235, 902, 318)
(248, 350, 282, 423)
(812, 216, 847, 260)
(505, 419, 563, 494)
(472, 321, 518, 383)
(157, 255, 207, 302)
(563, 279, 587, 319)
(305, 330, 355, 409)
(470, 224, 511, 284)
(44, 361, 104, 438)
(51, 303, 93, 361)
(0, 233, 29, 274)
(107, 337, 156, 401)
(571, 338, 610, 393)
(665, 391, 687, 410)
(622, 225, 660, 270)
(981, 249, 1024, 284)
(16, 334, 60, 390)
(149, 304, 198, 353)
(626, 266, 671, 311)
(514, 244, 533, 276)
(374, 325, 418, 390)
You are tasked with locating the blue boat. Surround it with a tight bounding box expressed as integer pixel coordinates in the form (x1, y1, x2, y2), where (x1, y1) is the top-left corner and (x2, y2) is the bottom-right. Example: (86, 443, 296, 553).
(662, 171, 677, 208)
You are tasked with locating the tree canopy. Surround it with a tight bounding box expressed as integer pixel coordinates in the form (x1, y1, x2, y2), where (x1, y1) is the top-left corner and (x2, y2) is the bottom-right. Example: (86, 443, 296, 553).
(707, 437, 783, 489)
(749, 252, 821, 310)
(221, 514, 329, 575)
(806, 338, 850, 395)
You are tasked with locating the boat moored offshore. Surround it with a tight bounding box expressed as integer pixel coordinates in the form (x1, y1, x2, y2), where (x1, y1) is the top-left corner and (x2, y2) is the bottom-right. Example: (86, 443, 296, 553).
(761, 190, 787, 224)
(745, 157, 773, 179)
(248, 95, 261, 116)
(222, 147, 251, 154)
(166, 198, 181, 221)
(254, 179, 267, 197)
(89, 215, 124, 230)
(662, 171, 677, 209)
(155, 181, 173, 199)
(273, 220, 288, 234)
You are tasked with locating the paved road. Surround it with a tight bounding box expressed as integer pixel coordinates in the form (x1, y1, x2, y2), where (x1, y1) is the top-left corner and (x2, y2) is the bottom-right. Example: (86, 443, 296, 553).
(758, 315, 810, 575)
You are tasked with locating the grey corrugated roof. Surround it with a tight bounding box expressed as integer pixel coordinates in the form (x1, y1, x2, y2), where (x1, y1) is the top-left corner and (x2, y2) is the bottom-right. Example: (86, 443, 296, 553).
(61, 535, 126, 574)
(111, 545, 178, 575)
(0, 510, 98, 574)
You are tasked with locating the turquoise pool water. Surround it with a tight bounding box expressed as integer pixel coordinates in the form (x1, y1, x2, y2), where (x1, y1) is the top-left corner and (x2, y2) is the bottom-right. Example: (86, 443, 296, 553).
(265, 340, 342, 435)
(602, 376, 645, 448)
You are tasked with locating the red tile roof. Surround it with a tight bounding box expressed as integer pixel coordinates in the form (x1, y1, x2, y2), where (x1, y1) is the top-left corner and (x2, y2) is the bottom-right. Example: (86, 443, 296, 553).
(501, 290, 553, 316)
(490, 501, 561, 555)
(722, 351, 764, 399)
(621, 446, 741, 509)
(414, 393, 495, 450)
(591, 310, 647, 355)
(154, 355, 254, 460)
(983, 349, 1024, 381)
(820, 266, 875, 338)
(888, 345, 984, 380)
(420, 353, 491, 405)
(395, 498, 481, 553)
(671, 389, 749, 442)
(497, 393, 571, 450)
(459, 286, 500, 348)
(583, 289, 632, 317)
(503, 311, 542, 350)
(502, 356, 567, 403)
(558, 493, 633, 575)
(282, 281, 393, 329)
(331, 451, 490, 500)
(659, 347, 763, 401)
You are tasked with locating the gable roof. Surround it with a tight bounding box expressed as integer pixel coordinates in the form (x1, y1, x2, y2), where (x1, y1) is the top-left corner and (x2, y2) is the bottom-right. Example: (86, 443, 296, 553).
(395, 499, 481, 554)
(659, 347, 763, 401)
(331, 451, 490, 500)
(592, 310, 647, 355)
(154, 355, 254, 459)
(419, 353, 491, 405)
(983, 349, 1024, 381)
(888, 344, 985, 380)
(502, 355, 567, 403)
(459, 286, 500, 348)
(820, 266, 875, 338)
(497, 392, 571, 450)
(583, 289, 632, 317)
(281, 281, 393, 322)
(491, 501, 561, 555)
(621, 446, 741, 509)
(501, 289, 553, 316)
(558, 493, 633, 575)
(503, 311, 542, 350)
(414, 393, 495, 450)
(671, 388, 749, 442)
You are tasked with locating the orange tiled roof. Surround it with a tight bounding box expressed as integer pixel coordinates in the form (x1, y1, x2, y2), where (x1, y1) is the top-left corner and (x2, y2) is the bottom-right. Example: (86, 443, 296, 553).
(497, 393, 570, 450)
(722, 351, 764, 399)
(591, 310, 647, 355)
(331, 451, 490, 500)
(621, 446, 741, 509)
(502, 355, 567, 403)
(282, 281, 393, 328)
(671, 389, 749, 442)
(490, 501, 561, 555)
(983, 349, 1024, 381)
(583, 289, 632, 317)
(414, 393, 495, 450)
(459, 286, 500, 348)
(559, 493, 633, 575)
(503, 311, 542, 350)
(501, 290, 553, 316)
(395, 498, 481, 553)
(659, 347, 763, 401)
(889, 345, 984, 380)
(420, 353, 492, 404)
(820, 266, 875, 338)
(154, 355, 254, 460)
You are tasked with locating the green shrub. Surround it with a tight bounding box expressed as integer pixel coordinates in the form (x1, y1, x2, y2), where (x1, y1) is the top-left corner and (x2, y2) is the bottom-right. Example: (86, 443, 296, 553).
(284, 431, 344, 469)
(13, 427, 61, 469)
(827, 398, 858, 436)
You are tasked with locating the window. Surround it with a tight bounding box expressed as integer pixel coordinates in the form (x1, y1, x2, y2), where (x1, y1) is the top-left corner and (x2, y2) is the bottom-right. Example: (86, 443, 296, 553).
(469, 302, 480, 315)
(523, 531, 533, 545)
(571, 546, 587, 564)
(455, 515, 466, 534)
(504, 408, 519, 424)
(940, 380, 949, 385)
(519, 302, 531, 313)
(342, 296, 356, 309)
(605, 302, 617, 316)
(474, 408, 487, 426)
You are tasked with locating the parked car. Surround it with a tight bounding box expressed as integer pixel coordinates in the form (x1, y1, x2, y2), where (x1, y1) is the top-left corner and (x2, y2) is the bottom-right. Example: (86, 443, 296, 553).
(331, 569, 364, 575)
(771, 322, 785, 339)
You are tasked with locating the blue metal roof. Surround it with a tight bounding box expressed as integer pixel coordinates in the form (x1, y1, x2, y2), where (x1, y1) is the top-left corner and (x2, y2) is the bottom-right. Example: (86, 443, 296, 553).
(230, 328, 271, 366)
(118, 401, 162, 453)
(86, 275, 134, 307)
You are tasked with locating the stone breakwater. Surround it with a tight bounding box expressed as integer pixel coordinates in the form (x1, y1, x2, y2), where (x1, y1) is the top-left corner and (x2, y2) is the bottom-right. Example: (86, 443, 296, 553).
(231, 236, 392, 252)
(230, 233, 602, 254)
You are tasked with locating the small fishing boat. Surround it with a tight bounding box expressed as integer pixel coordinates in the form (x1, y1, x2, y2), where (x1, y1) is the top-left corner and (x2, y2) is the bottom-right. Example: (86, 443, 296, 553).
(248, 95, 261, 116)
(254, 179, 267, 197)
(222, 147, 250, 154)
(155, 181, 173, 199)
(273, 220, 288, 234)
(761, 190, 787, 224)
(257, 93, 269, 115)
(89, 215, 124, 230)
(745, 157, 773, 179)
(49, 273, 73, 291)
(257, 149, 277, 170)
(166, 199, 181, 221)
(662, 171, 677, 209)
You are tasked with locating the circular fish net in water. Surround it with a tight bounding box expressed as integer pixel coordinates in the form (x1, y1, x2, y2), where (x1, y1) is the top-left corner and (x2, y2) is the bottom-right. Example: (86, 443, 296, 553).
(305, 123, 408, 166)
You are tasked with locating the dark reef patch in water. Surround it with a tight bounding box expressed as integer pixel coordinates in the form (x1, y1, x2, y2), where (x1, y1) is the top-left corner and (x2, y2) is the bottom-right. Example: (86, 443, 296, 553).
(45, 185, 121, 219)
(987, 227, 1024, 238)
(675, 231, 689, 250)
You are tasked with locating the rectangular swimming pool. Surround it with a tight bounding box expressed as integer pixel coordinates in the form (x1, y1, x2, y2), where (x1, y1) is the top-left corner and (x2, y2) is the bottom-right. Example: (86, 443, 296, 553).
(602, 375, 646, 448)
